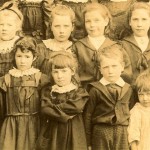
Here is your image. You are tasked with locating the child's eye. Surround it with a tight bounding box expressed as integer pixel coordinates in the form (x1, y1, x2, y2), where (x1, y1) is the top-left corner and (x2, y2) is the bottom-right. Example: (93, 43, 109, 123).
(62, 70, 67, 73)
(54, 25, 60, 28)
(132, 18, 138, 21)
(64, 25, 69, 28)
(85, 20, 90, 23)
(112, 65, 117, 68)
(95, 19, 100, 22)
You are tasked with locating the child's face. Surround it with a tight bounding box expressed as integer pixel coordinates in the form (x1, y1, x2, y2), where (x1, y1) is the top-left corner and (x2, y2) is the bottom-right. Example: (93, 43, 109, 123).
(130, 9, 150, 37)
(85, 10, 108, 37)
(0, 14, 19, 41)
(15, 48, 35, 71)
(51, 15, 74, 42)
(52, 66, 74, 87)
(100, 57, 124, 83)
(138, 91, 150, 107)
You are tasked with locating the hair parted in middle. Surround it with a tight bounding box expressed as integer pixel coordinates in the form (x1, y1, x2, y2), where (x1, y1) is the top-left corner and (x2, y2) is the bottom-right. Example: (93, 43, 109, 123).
(50, 4, 75, 24)
(83, 2, 112, 36)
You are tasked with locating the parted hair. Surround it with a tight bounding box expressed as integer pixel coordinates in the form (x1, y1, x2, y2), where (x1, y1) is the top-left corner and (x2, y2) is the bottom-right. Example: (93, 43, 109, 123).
(83, 2, 112, 36)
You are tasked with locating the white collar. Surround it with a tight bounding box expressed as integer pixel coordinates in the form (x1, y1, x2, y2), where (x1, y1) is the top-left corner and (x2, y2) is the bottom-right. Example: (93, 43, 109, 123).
(134, 35, 149, 42)
(88, 35, 106, 50)
(9, 67, 40, 77)
(51, 82, 77, 94)
(0, 36, 19, 54)
(43, 39, 72, 52)
(100, 77, 125, 87)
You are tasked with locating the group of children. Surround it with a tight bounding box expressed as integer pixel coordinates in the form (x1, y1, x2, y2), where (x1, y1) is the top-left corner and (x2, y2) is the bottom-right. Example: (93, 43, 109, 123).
(0, 1, 150, 150)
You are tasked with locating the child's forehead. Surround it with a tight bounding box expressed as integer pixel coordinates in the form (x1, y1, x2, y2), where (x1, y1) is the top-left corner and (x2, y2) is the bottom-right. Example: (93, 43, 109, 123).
(132, 8, 150, 16)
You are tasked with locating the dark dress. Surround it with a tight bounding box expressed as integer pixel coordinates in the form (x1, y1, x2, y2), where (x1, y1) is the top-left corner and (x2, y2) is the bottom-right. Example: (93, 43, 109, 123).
(73, 37, 132, 87)
(37, 85, 89, 150)
(0, 69, 50, 150)
(121, 34, 150, 84)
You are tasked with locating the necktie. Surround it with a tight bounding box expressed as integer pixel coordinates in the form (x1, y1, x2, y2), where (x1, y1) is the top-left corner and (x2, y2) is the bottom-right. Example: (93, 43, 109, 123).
(107, 84, 119, 100)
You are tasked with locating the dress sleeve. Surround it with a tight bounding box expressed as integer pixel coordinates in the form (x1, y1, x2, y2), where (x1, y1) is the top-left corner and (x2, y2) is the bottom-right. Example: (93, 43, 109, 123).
(83, 87, 98, 146)
(41, 86, 72, 123)
(127, 106, 141, 144)
(0, 76, 7, 92)
(56, 88, 89, 115)
(39, 73, 51, 89)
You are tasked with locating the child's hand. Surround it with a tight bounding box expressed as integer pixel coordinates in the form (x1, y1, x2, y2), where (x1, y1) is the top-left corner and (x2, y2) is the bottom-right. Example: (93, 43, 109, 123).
(88, 146, 92, 150)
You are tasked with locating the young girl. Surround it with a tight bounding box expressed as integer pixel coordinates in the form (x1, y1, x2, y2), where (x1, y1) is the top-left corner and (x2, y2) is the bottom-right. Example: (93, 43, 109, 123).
(0, 1, 23, 126)
(128, 69, 150, 150)
(36, 52, 89, 150)
(73, 3, 132, 87)
(121, 2, 150, 84)
(37, 4, 76, 75)
(0, 36, 50, 150)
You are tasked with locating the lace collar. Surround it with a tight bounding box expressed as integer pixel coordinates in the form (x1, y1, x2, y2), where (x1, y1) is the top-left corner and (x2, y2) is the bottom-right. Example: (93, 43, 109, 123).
(51, 82, 77, 94)
(0, 36, 20, 54)
(43, 39, 72, 52)
(9, 67, 40, 77)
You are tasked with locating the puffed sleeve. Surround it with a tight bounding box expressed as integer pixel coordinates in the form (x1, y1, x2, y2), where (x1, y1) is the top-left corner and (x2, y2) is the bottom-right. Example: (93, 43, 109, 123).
(38, 73, 51, 89)
(0, 76, 7, 92)
(127, 105, 141, 144)
(41, 86, 72, 123)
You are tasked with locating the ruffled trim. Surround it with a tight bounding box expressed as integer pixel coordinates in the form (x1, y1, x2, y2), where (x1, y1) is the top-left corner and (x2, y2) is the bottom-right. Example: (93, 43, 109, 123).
(43, 39, 72, 52)
(51, 82, 77, 93)
(9, 67, 40, 77)
(0, 36, 19, 54)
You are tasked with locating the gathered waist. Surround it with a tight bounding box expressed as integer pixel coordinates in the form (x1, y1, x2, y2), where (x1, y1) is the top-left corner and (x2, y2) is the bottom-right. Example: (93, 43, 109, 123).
(6, 112, 38, 117)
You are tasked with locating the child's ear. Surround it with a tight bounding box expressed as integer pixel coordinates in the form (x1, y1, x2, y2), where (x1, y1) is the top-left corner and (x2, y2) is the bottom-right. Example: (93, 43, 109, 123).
(71, 23, 75, 32)
(121, 62, 125, 72)
(33, 56, 37, 62)
(104, 18, 109, 27)
(71, 67, 76, 75)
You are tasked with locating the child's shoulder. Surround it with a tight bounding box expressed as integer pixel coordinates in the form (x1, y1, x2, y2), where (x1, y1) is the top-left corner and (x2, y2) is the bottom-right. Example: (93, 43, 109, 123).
(87, 81, 104, 92)
(75, 86, 89, 97)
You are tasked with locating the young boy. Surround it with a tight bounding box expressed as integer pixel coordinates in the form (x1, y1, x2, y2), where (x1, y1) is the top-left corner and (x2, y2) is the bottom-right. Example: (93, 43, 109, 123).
(83, 46, 135, 150)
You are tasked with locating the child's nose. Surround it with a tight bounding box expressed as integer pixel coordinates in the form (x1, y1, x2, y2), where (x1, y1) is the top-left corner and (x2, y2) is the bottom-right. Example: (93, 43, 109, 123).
(137, 20, 142, 27)
(59, 27, 64, 33)
(57, 72, 63, 78)
(90, 21, 95, 27)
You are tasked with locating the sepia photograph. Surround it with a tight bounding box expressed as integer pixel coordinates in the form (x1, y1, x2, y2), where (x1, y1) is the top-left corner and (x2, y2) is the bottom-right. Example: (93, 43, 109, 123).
(0, 0, 150, 150)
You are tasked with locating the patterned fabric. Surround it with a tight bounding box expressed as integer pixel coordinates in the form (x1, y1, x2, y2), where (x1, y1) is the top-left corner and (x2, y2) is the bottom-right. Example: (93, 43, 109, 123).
(92, 124, 129, 150)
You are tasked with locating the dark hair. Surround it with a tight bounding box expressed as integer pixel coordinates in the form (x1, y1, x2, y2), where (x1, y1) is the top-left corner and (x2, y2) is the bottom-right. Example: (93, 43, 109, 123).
(49, 51, 80, 85)
(13, 36, 37, 67)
